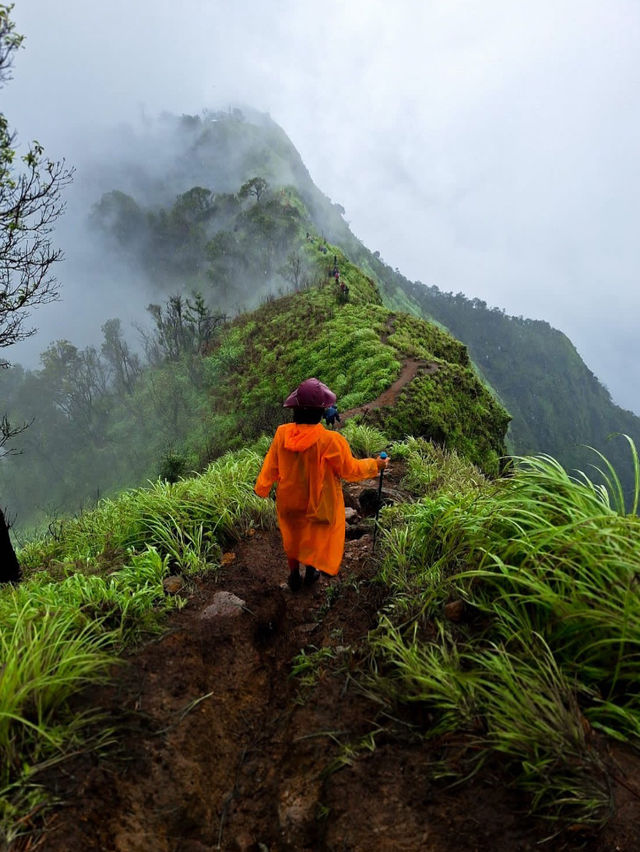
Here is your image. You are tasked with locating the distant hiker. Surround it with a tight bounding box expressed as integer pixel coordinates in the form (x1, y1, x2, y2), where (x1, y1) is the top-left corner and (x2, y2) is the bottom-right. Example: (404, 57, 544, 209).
(324, 403, 341, 428)
(254, 378, 388, 591)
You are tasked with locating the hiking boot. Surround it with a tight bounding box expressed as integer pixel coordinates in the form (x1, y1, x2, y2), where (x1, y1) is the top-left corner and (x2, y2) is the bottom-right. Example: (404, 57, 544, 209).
(288, 569, 302, 592)
(304, 565, 320, 586)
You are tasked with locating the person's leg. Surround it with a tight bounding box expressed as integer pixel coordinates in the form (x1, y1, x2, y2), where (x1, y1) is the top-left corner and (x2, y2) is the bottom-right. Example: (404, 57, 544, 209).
(304, 564, 320, 585)
(287, 556, 302, 592)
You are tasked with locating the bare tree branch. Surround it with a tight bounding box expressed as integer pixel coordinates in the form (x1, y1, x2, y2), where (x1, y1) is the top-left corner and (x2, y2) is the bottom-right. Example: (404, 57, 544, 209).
(1, 5, 74, 365)
(0, 4, 73, 576)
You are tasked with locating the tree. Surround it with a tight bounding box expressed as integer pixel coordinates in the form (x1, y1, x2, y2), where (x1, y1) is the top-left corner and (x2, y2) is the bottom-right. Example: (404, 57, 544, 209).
(280, 251, 305, 290)
(89, 190, 146, 247)
(238, 176, 268, 204)
(1, 5, 73, 580)
(172, 186, 214, 223)
(1, 9, 73, 367)
(40, 340, 109, 435)
(101, 318, 141, 395)
(141, 293, 226, 367)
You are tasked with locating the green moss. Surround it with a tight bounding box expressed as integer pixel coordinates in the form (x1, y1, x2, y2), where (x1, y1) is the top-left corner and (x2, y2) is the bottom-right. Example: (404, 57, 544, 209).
(387, 313, 468, 365)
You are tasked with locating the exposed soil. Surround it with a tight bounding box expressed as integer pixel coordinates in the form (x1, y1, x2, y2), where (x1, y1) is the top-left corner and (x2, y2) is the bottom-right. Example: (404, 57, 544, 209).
(341, 358, 438, 423)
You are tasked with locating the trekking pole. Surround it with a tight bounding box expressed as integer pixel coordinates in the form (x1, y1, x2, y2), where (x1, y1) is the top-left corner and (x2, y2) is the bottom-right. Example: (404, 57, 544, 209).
(372, 452, 387, 553)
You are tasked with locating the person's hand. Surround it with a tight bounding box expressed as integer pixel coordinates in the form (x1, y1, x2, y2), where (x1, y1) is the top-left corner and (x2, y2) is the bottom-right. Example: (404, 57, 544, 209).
(376, 454, 389, 471)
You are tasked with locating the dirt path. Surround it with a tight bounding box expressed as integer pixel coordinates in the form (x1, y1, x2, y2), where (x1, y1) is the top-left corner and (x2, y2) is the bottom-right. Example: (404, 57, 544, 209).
(341, 358, 438, 422)
(338, 316, 439, 423)
(20, 469, 640, 851)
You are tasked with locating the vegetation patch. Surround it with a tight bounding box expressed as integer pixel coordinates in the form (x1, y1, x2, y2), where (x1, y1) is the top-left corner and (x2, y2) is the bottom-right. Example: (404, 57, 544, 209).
(368, 437, 640, 825)
(368, 365, 510, 474)
(1, 443, 275, 841)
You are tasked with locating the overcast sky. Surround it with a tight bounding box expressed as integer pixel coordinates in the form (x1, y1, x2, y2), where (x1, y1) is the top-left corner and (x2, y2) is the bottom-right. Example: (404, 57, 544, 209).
(4, 0, 640, 413)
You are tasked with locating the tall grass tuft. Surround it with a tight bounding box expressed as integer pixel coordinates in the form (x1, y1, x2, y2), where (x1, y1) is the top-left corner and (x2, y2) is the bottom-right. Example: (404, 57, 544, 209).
(340, 420, 388, 458)
(19, 445, 275, 573)
(0, 607, 116, 780)
(391, 436, 487, 497)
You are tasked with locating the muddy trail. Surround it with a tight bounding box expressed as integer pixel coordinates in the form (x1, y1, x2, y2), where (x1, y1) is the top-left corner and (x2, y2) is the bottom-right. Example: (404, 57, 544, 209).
(18, 464, 640, 851)
(340, 358, 438, 423)
(18, 472, 540, 851)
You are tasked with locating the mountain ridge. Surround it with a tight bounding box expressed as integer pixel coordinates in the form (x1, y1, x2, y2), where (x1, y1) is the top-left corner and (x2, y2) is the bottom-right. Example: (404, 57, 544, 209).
(4, 111, 640, 848)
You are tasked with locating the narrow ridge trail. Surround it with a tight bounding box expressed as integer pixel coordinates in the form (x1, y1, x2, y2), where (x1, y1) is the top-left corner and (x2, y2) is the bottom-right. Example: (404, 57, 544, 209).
(19, 362, 640, 850)
(24, 480, 640, 851)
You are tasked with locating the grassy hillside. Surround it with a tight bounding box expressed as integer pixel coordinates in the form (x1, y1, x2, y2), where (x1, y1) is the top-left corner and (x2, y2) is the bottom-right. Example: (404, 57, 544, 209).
(203, 245, 508, 474)
(7, 101, 638, 526)
(392, 280, 640, 481)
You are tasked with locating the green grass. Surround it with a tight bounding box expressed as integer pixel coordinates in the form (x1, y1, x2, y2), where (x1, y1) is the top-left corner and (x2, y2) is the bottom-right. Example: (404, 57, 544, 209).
(368, 436, 640, 825)
(200, 247, 509, 475)
(19, 443, 275, 573)
(340, 421, 388, 458)
(390, 436, 487, 497)
(2, 441, 276, 842)
(290, 646, 336, 691)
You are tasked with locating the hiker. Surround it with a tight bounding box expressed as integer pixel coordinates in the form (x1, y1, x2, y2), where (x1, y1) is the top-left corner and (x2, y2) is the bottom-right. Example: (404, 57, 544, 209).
(324, 403, 341, 428)
(254, 378, 388, 591)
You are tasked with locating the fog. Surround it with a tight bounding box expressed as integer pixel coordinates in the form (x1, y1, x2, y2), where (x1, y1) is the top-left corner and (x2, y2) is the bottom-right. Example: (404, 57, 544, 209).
(4, 0, 640, 412)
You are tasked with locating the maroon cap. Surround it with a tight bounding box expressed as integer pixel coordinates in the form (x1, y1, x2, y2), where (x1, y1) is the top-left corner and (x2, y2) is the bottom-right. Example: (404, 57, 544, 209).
(283, 377, 336, 408)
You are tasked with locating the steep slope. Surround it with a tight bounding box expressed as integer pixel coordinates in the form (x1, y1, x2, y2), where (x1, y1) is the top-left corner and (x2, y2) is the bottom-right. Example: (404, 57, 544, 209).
(386, 278, 640, 486)
(0, 187, 508, 535)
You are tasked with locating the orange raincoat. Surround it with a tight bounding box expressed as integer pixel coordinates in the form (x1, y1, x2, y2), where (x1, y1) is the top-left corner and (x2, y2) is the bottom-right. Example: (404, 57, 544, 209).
(254, 423, 379, 575)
